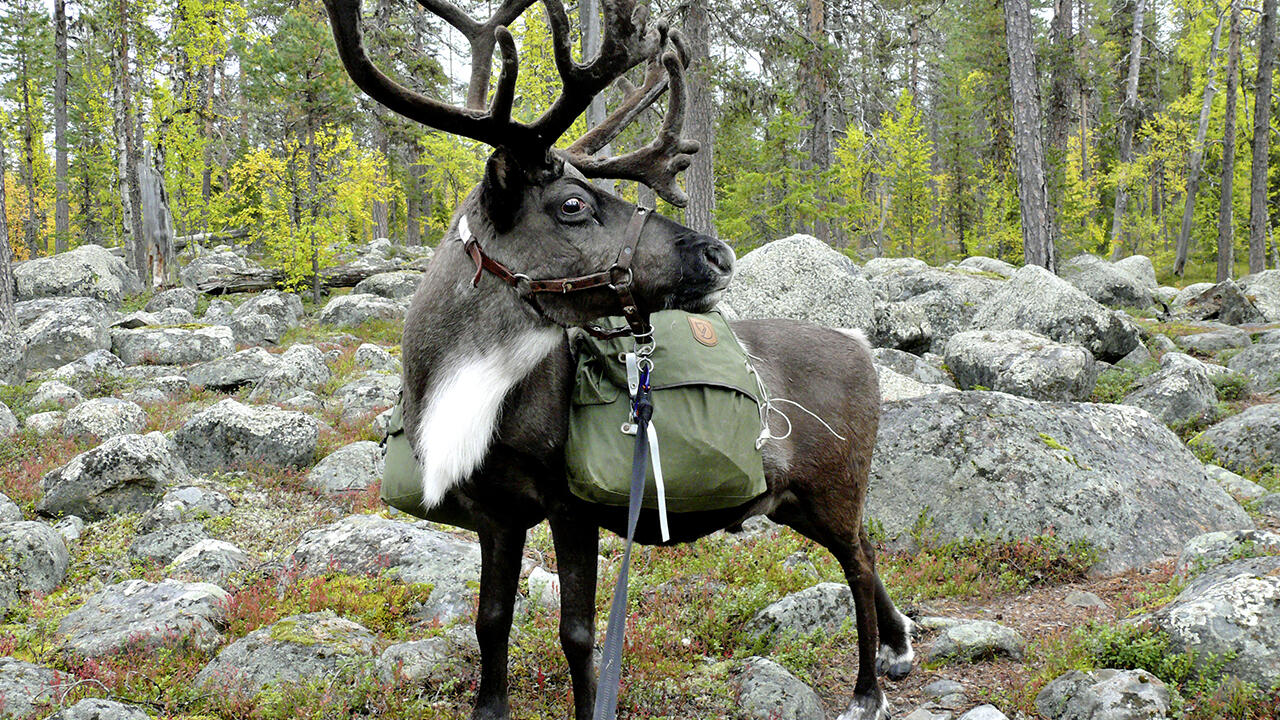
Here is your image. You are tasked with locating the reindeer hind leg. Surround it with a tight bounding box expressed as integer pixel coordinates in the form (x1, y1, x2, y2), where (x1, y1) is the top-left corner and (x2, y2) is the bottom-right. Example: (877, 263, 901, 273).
(863, 529, 915, 681)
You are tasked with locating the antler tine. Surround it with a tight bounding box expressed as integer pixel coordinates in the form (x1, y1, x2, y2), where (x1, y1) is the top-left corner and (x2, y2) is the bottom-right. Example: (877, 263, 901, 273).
(568, 24, 689, 157)
(562, 48, 700, 206)
(412, 0, 537, 111)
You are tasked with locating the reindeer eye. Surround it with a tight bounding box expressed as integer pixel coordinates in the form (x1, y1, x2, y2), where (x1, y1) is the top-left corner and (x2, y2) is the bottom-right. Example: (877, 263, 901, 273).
(561, 197, 587, 216)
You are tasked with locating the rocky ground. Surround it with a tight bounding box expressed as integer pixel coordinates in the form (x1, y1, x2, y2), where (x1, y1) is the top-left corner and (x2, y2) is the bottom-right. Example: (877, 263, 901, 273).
(0, 238, 1278, 720)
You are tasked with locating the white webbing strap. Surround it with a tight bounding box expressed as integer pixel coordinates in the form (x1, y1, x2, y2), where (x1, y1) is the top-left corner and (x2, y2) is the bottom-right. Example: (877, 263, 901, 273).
(646, 420, 670, 542)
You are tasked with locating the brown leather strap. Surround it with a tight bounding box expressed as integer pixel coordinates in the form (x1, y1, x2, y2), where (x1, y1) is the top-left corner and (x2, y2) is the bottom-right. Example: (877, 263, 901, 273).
(463, 206, 654, 339)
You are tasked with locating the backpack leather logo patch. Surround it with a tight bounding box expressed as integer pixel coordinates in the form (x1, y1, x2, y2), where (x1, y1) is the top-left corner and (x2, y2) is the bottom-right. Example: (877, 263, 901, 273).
(688, 316, 718, 347)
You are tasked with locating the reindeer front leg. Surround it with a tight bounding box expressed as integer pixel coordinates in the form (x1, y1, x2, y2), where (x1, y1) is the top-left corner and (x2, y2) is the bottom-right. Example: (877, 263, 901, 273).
(548, 512, 601, 720)
(474, 524, 526, 720)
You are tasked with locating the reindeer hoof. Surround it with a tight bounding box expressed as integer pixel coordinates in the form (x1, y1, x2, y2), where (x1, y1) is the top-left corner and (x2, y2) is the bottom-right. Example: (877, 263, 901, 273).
(876, 643, 915, 681)
(836, 692, 890, 720)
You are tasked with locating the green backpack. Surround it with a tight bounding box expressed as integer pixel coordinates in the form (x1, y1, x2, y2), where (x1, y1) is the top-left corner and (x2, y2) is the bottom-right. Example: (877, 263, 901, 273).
(380, 310, 768, 527)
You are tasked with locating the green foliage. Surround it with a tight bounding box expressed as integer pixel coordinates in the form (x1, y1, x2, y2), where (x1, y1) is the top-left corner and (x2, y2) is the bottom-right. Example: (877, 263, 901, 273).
(880, 91, 942, 262)
(1090, 361, 1158, 403)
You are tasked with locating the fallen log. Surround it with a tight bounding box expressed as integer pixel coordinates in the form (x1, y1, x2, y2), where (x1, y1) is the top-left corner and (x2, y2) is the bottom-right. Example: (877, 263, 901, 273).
(175, 229, 249, 252)
(195, 261, 407, 295)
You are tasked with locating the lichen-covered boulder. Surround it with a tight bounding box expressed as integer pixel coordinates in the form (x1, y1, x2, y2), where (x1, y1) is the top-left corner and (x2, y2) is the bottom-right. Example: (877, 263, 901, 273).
(228, 290, 303, 346)
(128, 523, 208, 566)
(49, 349, 126, 387)
(306, 441, 384, 494)
(731, 657, 824, 720)
(0, 332, 23, 385)
(47, 699, 153, 720)
(1059, 254, 1154, 308)
(0, 658, 69, 719)
(14, 244, 141, 307)
(174, 399, 317, 473)
(1226, 343, 1280, 395)
(62, 398, 147, 440)
(57, 579, 228, 658)
(353, 270, 422, 300)
(924, 620, 1025, 662)
(1194, 404, 1280, 475)
(1113, 255, 1159, 291)
(870, 266, 1003, 353)
(111, 325, 234, 366)
(288, 515, 480, 623)
(876, 366, 957, 403)
(145, 287, 199, 314)
(187, 347, 280, 392)
(195, 612, 377, 694)
(1035, 669, 1170, 720)
(743, 582, 854, 643)
(1172, 322, 1251, 355)
(168, 539, 251, 583)
(1177, 279, 1266, 325)
(1177, 529, 1280, 577)
(1148, 556, 1280, 688)
(0, 402, 14, 437)
(945, 329, 1097, 401)
(970, 265, 1140, 361)
(246, 344, 330, 402)
(22, 309, 111, 373)
(869, 392, 1251, 573)
(38, 433, 185, 521)
(325, 371, 400, 420)
(1240, 269, 1280, 322)
(376, 625, 478, 686)
(353, 343, 399, 373)
(30, 380, 84, 409)
(872, 348, 953, 387)
(318, 293, 403, 327)
(1122, 356, 1217, 426)
(957, 256, 1016, 277)
(179, 249, 258, 289)
(722, 234, 874, 332)
(0, 522, 69, 614)
(0, 495, 19, 522)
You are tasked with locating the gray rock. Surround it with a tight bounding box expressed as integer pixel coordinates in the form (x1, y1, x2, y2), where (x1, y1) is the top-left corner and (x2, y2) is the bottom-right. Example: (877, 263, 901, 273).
(1258, 493, 1280, 520)
(922, 679, 965, 700)
(111, 325, 234, 366)
(1178, 279, 1266, 325)
(39, 433, 185, 521)
(743, 582, 854, 642)
(0, 494, 19, 522)
(195, 611, 377, 694)
(145, 287, 199, 314)
(1116, 344, 1153, 369)
(957, 256, 1016, 277)
(288, 515, 481, 623)
(110, 308, 196, 329)
(945, 329, 1097, 401)
(869, 393, 1252, 573)
(307, 441, 384, 494)
(1148, 556, 1280, 688)
(353, 343, 399, 373)
(971, 265, 1140, 362)
(924, 620, 1025, 662)
(1204, 465, 1268, 501)
(1194, 404, 1280, 475)
(187, 347, 280, 390)
(174, 399, 318, 473)
(1177, 529, 1280, 577)
(62, 398, 147, 440)
(877, 366, 958, 402)
(0, 402, 14, 436)
(902, 710, 953, 720)
(15, 244, 141, 307)
(22, 309, 111, 373)
(179, 250, 258, 289)
(24, 411, 64, 436)
(1159, 351, 1230, 379)
(58, 579, 228, 658)
(49, 349, 126, 387)
(1064, 590, 1109, 609)
(722, 234, 874, 331)
(279, 390, 322, 411)
(326, 372, 400, 420)
(47, 699, 153, 720)
(124, 375, 190, 405)
(0, 331, 23, 384)
(1240, 269, 1280, 322)
(956, 706, 1008, 720)
(870, 267, 1003, 353)
(30, 380, 84, 409)
(228, 291, 303, 346)
(873, 348, 954, 387)
(0, 658, 70, 719)
(1060, 254, 1154, 308)
(1121, 360, 1217, 426)
(15, 296, 113, 330)
(128, 522, 208, 566)
(353, 270, 422, 299)
(1226, 343, 1280, 394)
(864, 257, 928, 276)
(202, 299, 233, 323)
(731, 656, 824, 720)
(247, 344, 330, 402)
(138, 486, 233, 532)
(871, 299, 934, 352)
(318, 293, 403, 327)
(376, 625, 479, 686)
(168, 539, 251, 582)
(0, 522, 69, 613)
(53, 516, 83, 544)
(1113, 255, 1159, 290)
(1175, 324, 1252, 354)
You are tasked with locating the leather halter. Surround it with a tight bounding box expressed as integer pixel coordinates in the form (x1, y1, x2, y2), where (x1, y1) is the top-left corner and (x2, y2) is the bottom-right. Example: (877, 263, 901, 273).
(460, 206, 652, 340)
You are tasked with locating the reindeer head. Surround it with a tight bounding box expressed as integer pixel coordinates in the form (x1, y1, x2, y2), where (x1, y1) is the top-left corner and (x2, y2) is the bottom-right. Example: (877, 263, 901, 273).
(323, 0, 734, 329)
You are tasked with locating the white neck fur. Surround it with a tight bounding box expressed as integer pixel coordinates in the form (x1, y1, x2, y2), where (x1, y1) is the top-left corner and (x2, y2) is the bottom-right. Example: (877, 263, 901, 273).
(416, 327, 562, 510)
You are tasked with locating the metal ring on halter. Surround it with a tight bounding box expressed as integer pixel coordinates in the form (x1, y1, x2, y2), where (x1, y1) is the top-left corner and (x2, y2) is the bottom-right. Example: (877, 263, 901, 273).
(608, 265, 634, 290)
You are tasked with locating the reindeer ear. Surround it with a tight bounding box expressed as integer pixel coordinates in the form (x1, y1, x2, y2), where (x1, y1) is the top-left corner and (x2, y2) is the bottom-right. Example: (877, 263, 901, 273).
(481, 148, 526, 232)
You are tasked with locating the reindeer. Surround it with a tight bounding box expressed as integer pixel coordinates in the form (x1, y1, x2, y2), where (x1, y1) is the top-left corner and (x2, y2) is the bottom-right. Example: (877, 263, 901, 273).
(322, 1, 915, 718)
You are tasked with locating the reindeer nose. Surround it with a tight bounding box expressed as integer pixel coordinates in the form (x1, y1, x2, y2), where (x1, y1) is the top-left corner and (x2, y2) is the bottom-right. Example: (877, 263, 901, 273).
(698, 237, 735, 276)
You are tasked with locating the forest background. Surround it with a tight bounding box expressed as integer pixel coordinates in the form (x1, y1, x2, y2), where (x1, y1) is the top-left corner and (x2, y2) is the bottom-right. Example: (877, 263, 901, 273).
(1, 0, 1277, 291)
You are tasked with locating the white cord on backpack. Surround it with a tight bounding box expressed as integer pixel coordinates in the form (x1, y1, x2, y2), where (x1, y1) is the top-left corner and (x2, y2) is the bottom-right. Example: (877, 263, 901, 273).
(646, 421, 671, 543)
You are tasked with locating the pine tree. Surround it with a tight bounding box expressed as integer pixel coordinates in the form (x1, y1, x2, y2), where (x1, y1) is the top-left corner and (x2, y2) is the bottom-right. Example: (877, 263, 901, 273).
(880, 91, 941, 261)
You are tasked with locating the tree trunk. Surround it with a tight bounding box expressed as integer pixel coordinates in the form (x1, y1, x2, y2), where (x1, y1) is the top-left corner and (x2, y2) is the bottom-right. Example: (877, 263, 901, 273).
(1046, 0, 1073, 247)
(1249, 0, 1277, 274)
(1109, 0, 1146, 258)
(1174, 8, 1225, 276)
(116, 0, 147, 284)
(0, 141, 14, 334)
(54, 0, 69, 253)
(17, 23, 42, 259)
(1004, 0, 1055, 271)
(1217, 0, 1241, 282)
(805, 0, 831, 242)
(684, 0, 716, 236)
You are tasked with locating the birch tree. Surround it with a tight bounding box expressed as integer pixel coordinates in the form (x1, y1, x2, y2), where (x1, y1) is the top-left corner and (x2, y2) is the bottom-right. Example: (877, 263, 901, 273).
(1174, 7, 1225, 276)
(1109, 0, 1145, 258)
(1249, 0, 1277, 273)
(1217, 0, 1241, 282)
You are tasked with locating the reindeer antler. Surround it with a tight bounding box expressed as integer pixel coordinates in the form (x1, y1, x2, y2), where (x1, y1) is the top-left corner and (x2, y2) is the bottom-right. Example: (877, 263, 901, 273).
(322, 0, 700, 206)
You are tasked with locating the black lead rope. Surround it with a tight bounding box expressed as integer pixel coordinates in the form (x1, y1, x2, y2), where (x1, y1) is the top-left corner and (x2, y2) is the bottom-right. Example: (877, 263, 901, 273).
(592, 368, 653, 720)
